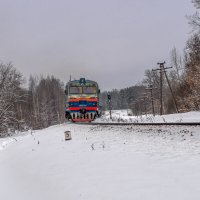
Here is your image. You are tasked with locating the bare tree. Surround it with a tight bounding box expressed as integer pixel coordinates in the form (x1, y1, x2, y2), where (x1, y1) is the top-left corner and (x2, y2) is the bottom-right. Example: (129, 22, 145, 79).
(0, 63, 24, 136)
(28, 75, 65, 129)
(170, 47, 184, 84)
(183, 34, 200, 110)
(188, 0, 200, 32)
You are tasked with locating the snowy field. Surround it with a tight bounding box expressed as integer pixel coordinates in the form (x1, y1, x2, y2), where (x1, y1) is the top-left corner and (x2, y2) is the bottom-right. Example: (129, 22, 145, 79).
(99, 110, 200, 123)
(1, 111, 200, 200)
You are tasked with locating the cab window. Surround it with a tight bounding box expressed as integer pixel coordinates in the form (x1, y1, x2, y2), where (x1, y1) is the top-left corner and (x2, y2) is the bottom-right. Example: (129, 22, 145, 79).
(69, 87, 82, 94)
(83, 87, 97, 94)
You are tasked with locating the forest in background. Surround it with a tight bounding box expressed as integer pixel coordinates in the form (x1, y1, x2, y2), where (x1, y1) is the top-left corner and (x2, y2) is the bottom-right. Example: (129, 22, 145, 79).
(100, 0, 200, 115)
(0, 0, 200, 136)
(0, 65, 65, 136)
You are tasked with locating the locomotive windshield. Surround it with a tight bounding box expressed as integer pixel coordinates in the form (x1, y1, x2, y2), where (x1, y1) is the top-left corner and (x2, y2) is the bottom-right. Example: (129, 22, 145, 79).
(69, 86, 82, 94)
(69, 86, 97, 95)
(83, 86, 97, 94)
(68, 79, 98, 95)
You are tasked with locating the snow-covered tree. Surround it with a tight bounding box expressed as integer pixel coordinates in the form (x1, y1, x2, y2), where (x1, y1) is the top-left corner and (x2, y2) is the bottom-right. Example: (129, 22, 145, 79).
(188, 0, 200, 33)
(0, 63, 24, 136)
(28, 76, 65, 129)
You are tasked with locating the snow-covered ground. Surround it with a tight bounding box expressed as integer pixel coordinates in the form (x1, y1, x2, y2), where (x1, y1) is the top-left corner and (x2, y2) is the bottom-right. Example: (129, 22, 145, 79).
(99, 110, 200, 123)
(1, 111, 200, 200)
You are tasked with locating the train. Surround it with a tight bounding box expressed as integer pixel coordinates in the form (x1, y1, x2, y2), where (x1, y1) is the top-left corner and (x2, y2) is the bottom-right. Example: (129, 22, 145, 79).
(65, 78, 101, 122)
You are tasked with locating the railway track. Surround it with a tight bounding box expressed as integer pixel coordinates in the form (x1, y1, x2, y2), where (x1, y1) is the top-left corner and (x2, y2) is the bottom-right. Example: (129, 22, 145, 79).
(73, 122, 200, 126)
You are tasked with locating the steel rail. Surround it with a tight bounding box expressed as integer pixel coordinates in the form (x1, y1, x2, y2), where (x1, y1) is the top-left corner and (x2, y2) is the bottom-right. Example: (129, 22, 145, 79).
(73, 122, 200, 126)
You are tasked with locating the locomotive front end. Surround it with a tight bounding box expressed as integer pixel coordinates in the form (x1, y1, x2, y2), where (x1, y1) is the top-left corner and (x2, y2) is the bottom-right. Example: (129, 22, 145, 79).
(65, 78, 100, 122)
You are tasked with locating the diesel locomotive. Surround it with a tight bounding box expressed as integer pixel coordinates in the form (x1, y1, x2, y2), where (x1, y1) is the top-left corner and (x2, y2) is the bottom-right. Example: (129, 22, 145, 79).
(65, 78, 100, 122)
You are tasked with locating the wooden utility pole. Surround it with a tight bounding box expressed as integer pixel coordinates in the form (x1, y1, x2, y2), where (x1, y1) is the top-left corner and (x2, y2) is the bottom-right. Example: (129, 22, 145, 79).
(160, 63, 163, 115)
(153, 62, 165, 115)
(142, 94, 148, 116)
(146, 84, 155, 116)
(153, 61, 179, 115)
(163, 69, 179, 113)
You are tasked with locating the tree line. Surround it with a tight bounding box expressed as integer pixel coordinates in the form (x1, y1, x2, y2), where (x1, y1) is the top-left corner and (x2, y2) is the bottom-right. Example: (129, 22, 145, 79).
(0, 63, 65, 137)
(160, 0, 200, 113)
(101, 0, 200, 115)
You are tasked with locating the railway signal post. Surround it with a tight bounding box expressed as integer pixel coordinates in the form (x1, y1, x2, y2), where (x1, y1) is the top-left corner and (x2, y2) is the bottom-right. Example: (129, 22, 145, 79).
(107, 93, 112, 120)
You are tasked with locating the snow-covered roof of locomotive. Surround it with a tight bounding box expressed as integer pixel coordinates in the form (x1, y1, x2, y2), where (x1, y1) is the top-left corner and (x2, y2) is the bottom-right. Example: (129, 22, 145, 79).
(66, 78, 99, 87)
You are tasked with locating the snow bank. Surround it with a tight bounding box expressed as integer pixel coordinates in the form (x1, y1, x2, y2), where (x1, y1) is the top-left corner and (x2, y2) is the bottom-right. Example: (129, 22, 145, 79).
(1, 123, 200, 200)
(98, 110, 200, 123)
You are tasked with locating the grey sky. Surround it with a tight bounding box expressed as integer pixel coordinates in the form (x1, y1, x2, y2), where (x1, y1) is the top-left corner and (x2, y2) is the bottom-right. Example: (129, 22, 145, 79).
(0, 0, 196, 90)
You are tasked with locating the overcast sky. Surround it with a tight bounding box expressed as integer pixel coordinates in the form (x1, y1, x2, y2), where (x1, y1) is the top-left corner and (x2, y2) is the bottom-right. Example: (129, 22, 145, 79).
(0, 0, 196, 90)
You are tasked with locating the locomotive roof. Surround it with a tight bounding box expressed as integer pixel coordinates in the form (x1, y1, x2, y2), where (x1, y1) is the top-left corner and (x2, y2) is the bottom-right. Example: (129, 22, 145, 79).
(67, 78, 98, 86)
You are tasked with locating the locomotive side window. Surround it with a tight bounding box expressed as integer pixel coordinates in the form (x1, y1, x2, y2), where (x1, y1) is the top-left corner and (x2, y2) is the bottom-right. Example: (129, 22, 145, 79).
(69, 86, 82, 94)
(83, 87, 97, 94)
